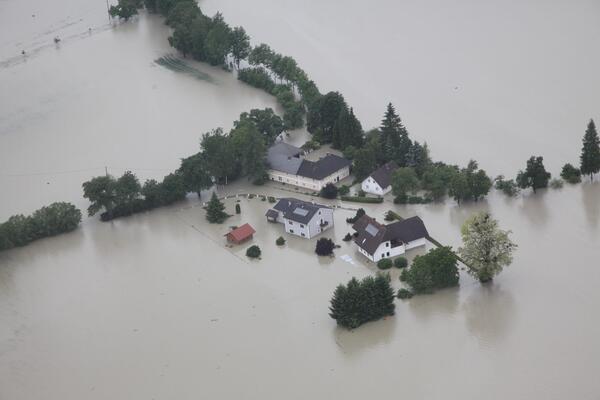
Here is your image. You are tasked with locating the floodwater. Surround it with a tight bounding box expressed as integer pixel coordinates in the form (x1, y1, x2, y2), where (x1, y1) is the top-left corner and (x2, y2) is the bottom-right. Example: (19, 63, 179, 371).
(1, 1, 600, 399)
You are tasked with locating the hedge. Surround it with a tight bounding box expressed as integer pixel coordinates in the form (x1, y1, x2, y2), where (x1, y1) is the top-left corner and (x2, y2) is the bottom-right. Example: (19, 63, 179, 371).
(340, 196, 384, 204)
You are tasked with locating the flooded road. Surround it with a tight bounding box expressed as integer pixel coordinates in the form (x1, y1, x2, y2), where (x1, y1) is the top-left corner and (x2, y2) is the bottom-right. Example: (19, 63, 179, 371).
(2, 1, 600, 399)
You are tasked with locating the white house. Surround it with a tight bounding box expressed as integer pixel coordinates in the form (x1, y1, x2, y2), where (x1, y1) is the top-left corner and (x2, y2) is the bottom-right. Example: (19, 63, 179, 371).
(361, 161, 398, 196)
(266, 142, 351, 191)
(265, 198, 334, 239)
(352, 214, 428, 262)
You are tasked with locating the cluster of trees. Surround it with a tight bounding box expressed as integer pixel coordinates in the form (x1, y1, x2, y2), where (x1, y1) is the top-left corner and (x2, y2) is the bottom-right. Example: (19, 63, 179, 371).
(0, 202, 82, 251)
(400, 247, 459, 294)
(109, 0, 143, 20)
(329, 274, 395, 329)
(82, 171, 187, 221)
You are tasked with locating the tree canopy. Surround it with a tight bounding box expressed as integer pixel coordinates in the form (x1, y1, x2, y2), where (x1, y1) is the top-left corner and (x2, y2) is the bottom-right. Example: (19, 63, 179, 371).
(580, 119, 600, 181)
(516, 156, 551, 193)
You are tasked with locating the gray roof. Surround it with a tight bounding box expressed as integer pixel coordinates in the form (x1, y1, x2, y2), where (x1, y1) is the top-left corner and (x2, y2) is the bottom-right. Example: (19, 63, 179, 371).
(267, 142, 303, 175)
(296, 154, 351, 180)
(353, 214, 428, 255)
(368, 161, 399, 189)
(272, 198, 330, 224)
(265, 209, 279, 219)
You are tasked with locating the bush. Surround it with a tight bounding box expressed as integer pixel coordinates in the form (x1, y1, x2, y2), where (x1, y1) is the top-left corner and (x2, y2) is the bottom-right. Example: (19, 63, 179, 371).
(342, 233, 353, 242)
(399, 268, 409, 282)
(338, 185, 350, 196)
(276, 236, 286, 246)
(341, 196, 383, 204)
(394, 257, 408, 269)
(320, 183, 339, 199)
(397, 288, 413, 299)
(550, 178, 564, 189)
(494, 176, 520, 197)
(404, 247, 459, 294)
(301, 140, 320, 151)
(246, 245, 261, 258)
(315, 238, 335, 256)
(358, 189, 366, 197)
(329, 274, 395, 329)
(268, 196, 277, 203)
(561, 163, 582, 184)
(346, 208, 365, 224)
(235, 203, 241, 214)
(377, 258, 393, 270)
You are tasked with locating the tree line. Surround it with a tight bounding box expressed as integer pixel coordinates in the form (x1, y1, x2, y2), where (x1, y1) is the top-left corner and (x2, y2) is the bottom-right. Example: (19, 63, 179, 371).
(0, 202, 82, 251)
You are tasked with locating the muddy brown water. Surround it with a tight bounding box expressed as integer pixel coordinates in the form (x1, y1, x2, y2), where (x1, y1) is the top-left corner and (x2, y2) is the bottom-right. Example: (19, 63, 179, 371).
(2, 1, 600, 399)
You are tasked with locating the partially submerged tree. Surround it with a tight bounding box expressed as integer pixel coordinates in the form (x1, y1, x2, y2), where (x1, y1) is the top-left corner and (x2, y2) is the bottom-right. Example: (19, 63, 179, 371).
(391, 167, 419, 197)
(516, 156, 551, 193)
(561, 163, 582, 184)
(404, 247, 459, 294)
(246, 245, 261, 258)
(315, 238, 335, 256)
(82, 175, 117, 216)
(320, 183, 338, 199)
(329, 274, 395, 329)
(580, 119, 600, 181)
(458, 212, 517, 283)
(205, 192, 229, 223)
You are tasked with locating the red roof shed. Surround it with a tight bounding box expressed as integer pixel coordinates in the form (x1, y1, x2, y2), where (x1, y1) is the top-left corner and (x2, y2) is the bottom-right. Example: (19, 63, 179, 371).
(225, 223, 256, 244)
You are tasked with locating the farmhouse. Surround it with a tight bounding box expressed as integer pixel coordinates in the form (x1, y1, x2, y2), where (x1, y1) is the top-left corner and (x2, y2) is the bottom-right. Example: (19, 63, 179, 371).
(265, 198, 334, 239)
(361, 161, 398, 196)
(266, 142, 351, 190)
(224, 223, 256, 245)
(352, 214, 428, 262)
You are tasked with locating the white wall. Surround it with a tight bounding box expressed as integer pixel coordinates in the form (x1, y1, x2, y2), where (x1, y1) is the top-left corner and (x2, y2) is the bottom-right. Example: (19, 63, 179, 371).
(361, 176, 391, 196)
(356, 237, 427, 262)
(268, 166, 350, 191)
(282, 207, 334, 239)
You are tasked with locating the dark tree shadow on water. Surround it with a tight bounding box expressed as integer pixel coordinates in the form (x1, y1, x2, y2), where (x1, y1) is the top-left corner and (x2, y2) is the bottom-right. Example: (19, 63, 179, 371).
(332, 316, 396, 357)
(517, 190, 550, 230)
(581, 182, 600, 231)
(462, 282, 516, 346)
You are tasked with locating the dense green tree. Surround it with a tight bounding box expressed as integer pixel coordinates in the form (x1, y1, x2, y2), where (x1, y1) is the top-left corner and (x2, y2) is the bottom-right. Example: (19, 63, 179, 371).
(448, 170, 469, 205)
(315, 238, 335, 256)
(205, 192, 229, 223)
(248, 43, 275, 68)
(200, 128, 238, 183)
(141, 179, 162, 208)
(458, 212, 517, 283)
(82, 175, 117, 216)
(448, 161, 492, 204)
(352, 148, 377, 181)
(168, 23, 193, 57)
(157, 173, 187, 205)
(332, 107, 363, 150)
(329, 274, 395, 329)
(580, 119, 600, 181)
(379, 103, 412, 166)
(307, 92, 347, 142)
(391, 167, 420, 196)
(178, 153, 213, 196)
(236, 108, 284, 144)
(421, 163, 456, 200)
(230, 26, 250, 68)
(494, 175, 520, 196)
(204, 13, 232, 66)
(164, 0, 199, 27)
(404, 247, 459, 294)
(561, 163, 582, 184)
(109, 0, 142, 20)
(229, 120, 267, 180)
(115, 171, 142, 208)
(238, 67, 276, 92)
(320, 183, 339, 199)
(272, 85, 305, 129)
(516, 156, 551, 193)
(246, 245, 261, 258)
(405, 141, 431, 176)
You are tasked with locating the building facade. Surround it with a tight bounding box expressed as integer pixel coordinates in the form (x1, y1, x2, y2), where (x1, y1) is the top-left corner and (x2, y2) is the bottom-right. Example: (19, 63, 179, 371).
(266, 198, 334, 239)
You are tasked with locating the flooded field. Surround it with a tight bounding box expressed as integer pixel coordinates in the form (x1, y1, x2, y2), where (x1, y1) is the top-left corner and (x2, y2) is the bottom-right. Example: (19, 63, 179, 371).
(2, 1, 600, 399)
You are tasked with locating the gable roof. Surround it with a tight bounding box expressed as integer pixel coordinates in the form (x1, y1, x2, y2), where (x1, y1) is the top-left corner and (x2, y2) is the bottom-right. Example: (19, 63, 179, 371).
(272, 198, 330, 224)
(225, 223, 256, 242)
(368, 161, 399, 189)
(296, 154, 351, 180)
(353, 214, 428, 255)
(266, 142, 304, 175)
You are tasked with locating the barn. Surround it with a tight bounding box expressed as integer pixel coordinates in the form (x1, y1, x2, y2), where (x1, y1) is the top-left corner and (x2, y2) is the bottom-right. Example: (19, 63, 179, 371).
(225, 223, 256, 245)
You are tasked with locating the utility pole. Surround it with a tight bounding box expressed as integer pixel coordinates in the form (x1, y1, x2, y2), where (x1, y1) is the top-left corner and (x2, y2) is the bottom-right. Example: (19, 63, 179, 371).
(106, 0, 110, 20)
(105, 166, 108, 177)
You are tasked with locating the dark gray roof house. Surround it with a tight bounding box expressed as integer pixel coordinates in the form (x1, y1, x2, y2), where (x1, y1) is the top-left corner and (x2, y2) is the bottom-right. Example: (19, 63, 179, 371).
(369, 161, 399, 189)
(269, 198, 330, 224)
(266, 142, 351, 180)
(296, 154, 351, 180)
(352, 214, 429, 256)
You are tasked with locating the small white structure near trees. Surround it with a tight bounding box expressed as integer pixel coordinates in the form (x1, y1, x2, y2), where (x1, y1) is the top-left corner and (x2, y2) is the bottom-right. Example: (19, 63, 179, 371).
(361, 161, 398, 196)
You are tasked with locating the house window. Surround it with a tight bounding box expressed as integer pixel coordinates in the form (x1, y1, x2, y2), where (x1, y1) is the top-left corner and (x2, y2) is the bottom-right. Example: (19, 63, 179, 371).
(290, 229, 294, 233)
(300, 224, 304, 228)
(288, 221, 293, 225)
(301, 233, 305, 237)
(387, 252, 390, 256)
(318, 211, 321, 215)
(386, 242, 389, 247)
(381, 253, 385, 258)
(278, 177, 282, 181)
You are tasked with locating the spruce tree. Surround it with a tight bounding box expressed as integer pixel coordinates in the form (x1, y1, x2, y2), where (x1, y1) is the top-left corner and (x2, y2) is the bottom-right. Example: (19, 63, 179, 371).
(580, 119, 600, 181)
(205, 192, 228, 223)
(379, 103, 412, 165)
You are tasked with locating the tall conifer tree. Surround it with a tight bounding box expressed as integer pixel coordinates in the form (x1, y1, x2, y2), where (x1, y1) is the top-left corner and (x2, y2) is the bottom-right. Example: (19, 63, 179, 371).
(580, 119, 600, 181)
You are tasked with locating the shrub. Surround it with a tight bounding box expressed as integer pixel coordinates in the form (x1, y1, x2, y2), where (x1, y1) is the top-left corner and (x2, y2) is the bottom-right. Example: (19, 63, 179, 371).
(494, 175, 520, 197)
(393, 193, 408, 204)
(399, 268, 409, 282)
(206, 192, 229, 223)
(394, 257, 408, 269)
(338, 185, 350, 196)
(377, 258, 393, 270)
(246, 245, 261, 258)
(341, 196, 383, 204)
(342, 233, 353, 242)
(276, 236, 286, 246)
(268, 196, 277, 203)
(301, 140, 320, 151)
(561, 163, 582, 184)
(404, 247, 459, 294)
(346, 208, 365, 224)
(329, 274, 395, 329)
(320, 183, 339, 199)
(550, 178, 564, 189)
(397, 288, 413, 299)
(384, 210, 398, 221)
(235, 203, 241, 214)
(315, 238, 335, 256)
